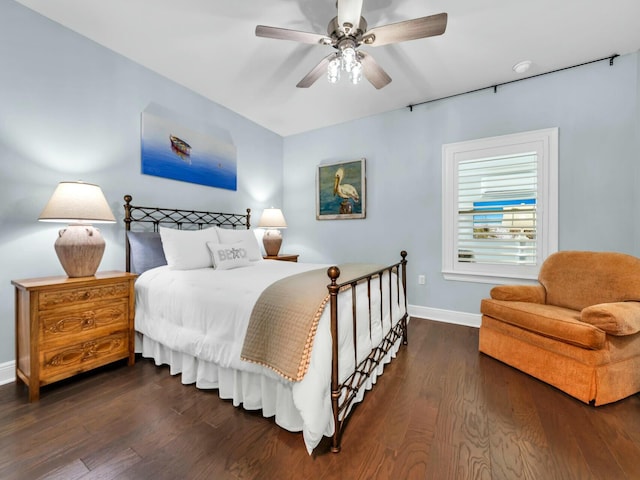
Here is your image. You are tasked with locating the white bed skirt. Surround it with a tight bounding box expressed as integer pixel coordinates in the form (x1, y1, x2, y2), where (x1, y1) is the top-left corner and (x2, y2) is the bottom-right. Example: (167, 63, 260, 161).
(136, 332, 305, 432)
(136, 330, 403, 452)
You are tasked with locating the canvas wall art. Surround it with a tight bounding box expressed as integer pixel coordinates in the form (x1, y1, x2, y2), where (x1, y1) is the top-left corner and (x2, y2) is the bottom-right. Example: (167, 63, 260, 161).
(316, 158, 366, 220)
(141, 107, 237, 190)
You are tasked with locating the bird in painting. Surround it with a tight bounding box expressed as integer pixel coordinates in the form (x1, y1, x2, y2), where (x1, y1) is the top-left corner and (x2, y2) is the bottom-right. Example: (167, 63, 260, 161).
(334, 167, 359, 214)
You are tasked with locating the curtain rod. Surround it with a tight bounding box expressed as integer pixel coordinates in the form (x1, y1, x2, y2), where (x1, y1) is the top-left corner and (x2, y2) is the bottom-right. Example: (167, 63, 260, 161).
(407, 54, 619, 112)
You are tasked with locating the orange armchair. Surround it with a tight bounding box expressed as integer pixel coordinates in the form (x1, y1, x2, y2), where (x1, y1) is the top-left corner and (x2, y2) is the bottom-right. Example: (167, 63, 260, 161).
(479, 250, 640, 405)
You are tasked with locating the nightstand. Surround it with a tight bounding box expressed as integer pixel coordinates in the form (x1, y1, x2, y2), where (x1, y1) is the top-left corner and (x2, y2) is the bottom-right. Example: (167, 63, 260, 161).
(263, 254, 299, 262)
(12, 271, 137, 402)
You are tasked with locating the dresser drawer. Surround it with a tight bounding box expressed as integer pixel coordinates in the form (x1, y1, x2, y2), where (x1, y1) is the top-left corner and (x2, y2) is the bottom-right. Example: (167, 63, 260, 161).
(38, 281, 130, 310)
(39, 299, 129, 348)
(39, 331, 129, 385)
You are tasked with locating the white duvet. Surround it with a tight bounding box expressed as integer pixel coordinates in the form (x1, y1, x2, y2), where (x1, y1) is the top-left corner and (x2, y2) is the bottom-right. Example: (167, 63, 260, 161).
(135, 260, 406, 453)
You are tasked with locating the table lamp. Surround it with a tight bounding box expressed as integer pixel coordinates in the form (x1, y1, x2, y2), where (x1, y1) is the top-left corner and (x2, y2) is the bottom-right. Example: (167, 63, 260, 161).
(39, 181, 116, 277)
(258, 208, 287, 256)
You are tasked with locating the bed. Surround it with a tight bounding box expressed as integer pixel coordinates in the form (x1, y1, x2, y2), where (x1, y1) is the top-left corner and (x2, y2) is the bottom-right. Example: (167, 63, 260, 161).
(123, 195, 408, 454)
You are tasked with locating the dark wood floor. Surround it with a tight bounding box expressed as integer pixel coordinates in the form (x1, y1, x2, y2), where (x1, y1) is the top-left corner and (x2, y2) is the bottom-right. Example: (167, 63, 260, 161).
(1, 319, 639, 480)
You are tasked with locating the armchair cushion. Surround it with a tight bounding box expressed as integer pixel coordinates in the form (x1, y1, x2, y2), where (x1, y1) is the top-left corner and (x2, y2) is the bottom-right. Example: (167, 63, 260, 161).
(481, 299, 606, 349)
(581, 302, 640, 336)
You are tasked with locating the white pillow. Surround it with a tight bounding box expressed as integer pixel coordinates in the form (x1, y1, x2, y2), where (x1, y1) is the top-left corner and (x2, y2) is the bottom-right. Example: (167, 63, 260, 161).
(207, 242, 252, 270)
(159, 226, 219, 270)
(215, 227, 263, 261)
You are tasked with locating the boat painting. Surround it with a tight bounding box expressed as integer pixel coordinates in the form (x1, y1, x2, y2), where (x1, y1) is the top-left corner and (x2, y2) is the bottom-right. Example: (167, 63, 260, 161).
(141, 108, 237, 191)
(169, 134, 191, 159)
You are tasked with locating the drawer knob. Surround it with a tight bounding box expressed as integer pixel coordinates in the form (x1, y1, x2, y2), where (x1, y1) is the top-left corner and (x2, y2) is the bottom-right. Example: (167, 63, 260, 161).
(82, 311, 96, 328)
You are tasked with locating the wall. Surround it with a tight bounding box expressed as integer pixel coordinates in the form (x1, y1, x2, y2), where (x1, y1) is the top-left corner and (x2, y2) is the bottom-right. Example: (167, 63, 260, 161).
(0, 2, 283, 365)
(283, 52, 639, 320)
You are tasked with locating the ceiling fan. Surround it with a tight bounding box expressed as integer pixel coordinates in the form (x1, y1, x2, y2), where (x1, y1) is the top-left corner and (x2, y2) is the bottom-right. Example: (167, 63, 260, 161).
(255, 0, 447, 89)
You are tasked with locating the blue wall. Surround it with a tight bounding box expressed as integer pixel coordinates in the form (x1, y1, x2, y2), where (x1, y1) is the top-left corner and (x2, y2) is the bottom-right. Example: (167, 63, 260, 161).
(0, 2, 283, 364)
(283, 52, 639, 317)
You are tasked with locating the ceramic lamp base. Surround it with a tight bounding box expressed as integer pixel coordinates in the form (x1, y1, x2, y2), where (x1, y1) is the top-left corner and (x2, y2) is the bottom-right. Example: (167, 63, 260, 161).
(54, 224, 105, 277)
(262, 229, 283, 257)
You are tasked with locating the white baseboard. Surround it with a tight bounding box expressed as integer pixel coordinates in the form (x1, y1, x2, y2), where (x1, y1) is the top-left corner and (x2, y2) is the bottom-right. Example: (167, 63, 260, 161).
(408, 304, 481, 328)
(0, 361, 15, 385)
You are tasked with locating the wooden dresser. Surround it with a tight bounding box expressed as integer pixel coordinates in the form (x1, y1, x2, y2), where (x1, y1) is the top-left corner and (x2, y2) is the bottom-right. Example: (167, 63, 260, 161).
(12, 271, 137, 402)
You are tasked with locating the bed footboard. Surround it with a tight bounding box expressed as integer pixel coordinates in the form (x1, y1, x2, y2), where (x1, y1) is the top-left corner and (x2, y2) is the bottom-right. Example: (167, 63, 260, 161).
(327, 251, 408, 453)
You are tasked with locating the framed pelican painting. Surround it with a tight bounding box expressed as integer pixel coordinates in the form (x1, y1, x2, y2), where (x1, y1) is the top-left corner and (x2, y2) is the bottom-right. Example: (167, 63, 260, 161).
(316, 158, 366, 220)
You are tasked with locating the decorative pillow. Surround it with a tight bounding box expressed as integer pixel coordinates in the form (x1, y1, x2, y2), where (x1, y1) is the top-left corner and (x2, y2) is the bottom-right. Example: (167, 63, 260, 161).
(207, 242, 252, 270)
(159, 226, 219, 270)
(215, 227, 263, 261)
(127, 231, 167, 274)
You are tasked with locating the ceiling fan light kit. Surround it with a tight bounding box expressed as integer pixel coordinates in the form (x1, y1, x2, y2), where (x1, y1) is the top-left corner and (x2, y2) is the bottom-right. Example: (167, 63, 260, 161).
(256, 0, 447, 89)
(328, 40, 364, 85)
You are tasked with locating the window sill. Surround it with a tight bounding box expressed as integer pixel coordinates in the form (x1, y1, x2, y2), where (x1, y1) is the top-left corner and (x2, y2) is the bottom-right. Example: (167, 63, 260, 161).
(442, 270, 539, 285)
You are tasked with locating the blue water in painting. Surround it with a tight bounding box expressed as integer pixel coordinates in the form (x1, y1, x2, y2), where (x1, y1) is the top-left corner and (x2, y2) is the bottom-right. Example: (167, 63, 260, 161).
(141, 139, 237, 191)
(319, 189, 362, 215)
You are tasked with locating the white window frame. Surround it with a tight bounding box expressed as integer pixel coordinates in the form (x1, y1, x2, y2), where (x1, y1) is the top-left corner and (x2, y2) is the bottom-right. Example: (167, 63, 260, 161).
(442, 128, 558, 284)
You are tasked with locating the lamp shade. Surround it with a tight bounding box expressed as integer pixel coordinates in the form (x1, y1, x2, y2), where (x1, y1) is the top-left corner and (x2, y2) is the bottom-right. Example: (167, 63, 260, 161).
(39, 181, 116, 223)
(258, 208, 287, 257)
(39, 181, 115, 278)
(257, 208, 287, 229)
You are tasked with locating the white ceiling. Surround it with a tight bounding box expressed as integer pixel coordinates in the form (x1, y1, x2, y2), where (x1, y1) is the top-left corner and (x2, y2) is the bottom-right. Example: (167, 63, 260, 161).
(15, 0, 640, 136)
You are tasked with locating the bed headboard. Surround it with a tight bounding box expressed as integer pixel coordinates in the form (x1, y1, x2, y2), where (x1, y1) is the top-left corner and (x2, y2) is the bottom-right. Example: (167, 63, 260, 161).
(123, 194, 251, 273)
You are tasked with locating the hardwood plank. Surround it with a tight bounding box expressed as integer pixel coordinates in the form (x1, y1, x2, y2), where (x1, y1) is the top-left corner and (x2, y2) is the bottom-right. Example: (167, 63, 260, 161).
(78, 448, 142, 480)
(389, 396, 436, 479)
(531, 382, 598, 479)
(568, 408, 627, 478)
(424, 323, 491, 480)
(34, 458, 89, 480)
(587, 401, 640, 478)
(480, 355, 554, 480)
(0, 421, 92, 479)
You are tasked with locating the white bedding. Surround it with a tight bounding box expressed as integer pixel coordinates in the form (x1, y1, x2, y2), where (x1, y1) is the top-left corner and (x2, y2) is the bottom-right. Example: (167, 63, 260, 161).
(134, 260, 406, 453)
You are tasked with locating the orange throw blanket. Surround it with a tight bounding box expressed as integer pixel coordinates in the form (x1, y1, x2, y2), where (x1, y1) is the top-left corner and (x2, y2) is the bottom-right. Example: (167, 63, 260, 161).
(241, 263, 383, 381)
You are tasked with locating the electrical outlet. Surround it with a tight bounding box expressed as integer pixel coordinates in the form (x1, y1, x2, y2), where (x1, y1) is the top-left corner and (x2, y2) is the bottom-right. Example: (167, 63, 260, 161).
(418, 275, 426, 285)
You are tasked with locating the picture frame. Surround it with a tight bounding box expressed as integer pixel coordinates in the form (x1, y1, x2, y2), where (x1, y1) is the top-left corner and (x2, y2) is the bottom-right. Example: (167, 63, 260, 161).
(141, 105, 237, 191)
(316, 158, 366, 220)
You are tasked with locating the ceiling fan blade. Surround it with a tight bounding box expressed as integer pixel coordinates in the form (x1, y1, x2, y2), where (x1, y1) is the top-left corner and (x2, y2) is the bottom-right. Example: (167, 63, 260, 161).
(362, 12, 447, 47)
(337, 0, 364, 33)
(296, 53, 338, 88)
(256, 25, 332, 46)
(359, 51, 392, 89)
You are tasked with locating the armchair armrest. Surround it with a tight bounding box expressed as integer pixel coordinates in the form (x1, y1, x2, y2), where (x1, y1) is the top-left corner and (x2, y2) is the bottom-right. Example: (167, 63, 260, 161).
(490, 284, 546, 304)
(581, 302, 640, 336)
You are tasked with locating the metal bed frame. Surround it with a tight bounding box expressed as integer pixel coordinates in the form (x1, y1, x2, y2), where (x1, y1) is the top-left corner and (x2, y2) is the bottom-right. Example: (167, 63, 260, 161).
(123, 195, 408, 453)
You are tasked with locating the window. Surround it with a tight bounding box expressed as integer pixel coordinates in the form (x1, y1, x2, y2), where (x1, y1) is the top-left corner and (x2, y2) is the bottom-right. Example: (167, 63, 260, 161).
(442, 128, 558, 283)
